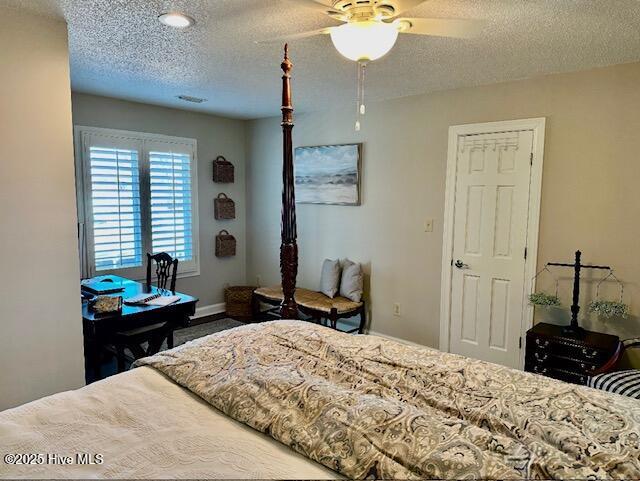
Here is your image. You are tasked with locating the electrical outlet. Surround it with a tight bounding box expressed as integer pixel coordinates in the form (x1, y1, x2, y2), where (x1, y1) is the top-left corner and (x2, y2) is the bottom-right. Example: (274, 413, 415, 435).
(424, 219, 434, 232)
(256, 275, 262, 286)
(393, 303, 401, 316)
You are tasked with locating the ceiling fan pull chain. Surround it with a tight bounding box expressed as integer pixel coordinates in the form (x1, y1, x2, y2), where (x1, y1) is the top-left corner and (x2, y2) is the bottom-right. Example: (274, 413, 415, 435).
(355, 61, 362, 131)
(355, 60, 367, 131)
(359, 61, 367, 116)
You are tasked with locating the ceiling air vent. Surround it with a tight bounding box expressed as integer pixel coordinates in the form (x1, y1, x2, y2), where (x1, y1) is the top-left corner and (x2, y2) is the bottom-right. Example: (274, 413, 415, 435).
(177, 95, 207, 104)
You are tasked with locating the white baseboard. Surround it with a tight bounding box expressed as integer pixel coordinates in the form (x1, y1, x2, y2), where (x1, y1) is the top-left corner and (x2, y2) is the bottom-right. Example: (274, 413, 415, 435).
(367, 330, 429, 349)
(192, 303, 226, 319)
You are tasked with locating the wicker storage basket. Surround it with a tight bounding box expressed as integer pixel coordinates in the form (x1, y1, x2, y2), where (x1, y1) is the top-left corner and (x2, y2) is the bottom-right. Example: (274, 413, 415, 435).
(215, 230, 236, 257)
(214, 193, 236, 220)
(213, 155, 234, 183)
(225, 286, 256, 321)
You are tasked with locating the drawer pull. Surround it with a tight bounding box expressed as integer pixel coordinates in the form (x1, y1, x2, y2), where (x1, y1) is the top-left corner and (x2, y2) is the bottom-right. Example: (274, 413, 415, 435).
(533, 365, 548, 375)
(535, 351, 548, 362)
(579, 362, 595, 373)
(535, 338, 550, 348)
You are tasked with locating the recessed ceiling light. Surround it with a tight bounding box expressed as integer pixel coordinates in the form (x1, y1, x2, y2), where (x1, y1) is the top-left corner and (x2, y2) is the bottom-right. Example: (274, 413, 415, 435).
(158, 12, 195, 29)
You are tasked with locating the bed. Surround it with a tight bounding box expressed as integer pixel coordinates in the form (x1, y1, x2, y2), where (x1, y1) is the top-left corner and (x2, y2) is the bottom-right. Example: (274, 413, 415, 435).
(1, 47, 639, 480)
(0, 360, 337, 479)
(3, 320, 639, 479)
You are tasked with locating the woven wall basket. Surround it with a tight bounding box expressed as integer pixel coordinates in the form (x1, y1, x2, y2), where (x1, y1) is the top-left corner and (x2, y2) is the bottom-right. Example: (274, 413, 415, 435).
(214, 193, 236, 220)
(215, 230, 236, 257)
(213, 155, 234, 183)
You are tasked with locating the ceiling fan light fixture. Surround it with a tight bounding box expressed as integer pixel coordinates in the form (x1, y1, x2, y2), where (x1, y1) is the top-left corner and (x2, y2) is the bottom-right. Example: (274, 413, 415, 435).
(329, 20, 399, 62)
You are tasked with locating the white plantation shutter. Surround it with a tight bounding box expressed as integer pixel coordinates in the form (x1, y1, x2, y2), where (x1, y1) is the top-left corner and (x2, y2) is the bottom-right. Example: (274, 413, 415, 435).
(149, 150, 193, 261)
(78, 128, 199, 278)
(88, 145, 143, 271)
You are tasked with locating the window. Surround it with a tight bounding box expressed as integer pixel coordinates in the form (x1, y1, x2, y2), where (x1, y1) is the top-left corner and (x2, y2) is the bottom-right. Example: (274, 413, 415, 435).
(76, 127, 199, 279)
(149, 150, 193, 262)
(88, 146, 143, 271)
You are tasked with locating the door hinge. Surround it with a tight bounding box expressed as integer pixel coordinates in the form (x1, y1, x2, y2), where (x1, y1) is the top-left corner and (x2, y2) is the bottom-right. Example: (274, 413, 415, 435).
(524, 247, 528, 260)
(519, 337, 523, 350)
(530, 152, 533, 165)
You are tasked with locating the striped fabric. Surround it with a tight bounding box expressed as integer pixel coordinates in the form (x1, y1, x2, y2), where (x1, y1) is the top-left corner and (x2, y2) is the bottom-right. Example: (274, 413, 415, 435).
(589, 370, 640, 399)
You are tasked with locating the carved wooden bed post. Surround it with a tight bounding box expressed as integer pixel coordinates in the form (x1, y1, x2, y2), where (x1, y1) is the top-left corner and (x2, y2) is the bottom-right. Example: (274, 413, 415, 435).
(279, 44, 299, 319)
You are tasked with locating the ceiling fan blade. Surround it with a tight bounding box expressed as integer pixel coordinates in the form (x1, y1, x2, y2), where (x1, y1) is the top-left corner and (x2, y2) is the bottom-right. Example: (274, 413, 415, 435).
(256, 27, 332, 44)
(387, 0, 430, 17)
(394, 17, 483, 39)
(284, 0, 346, 19)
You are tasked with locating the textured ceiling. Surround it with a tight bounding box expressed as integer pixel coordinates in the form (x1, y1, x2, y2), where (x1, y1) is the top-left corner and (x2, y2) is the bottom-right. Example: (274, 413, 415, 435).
(4, 0, 640, 119)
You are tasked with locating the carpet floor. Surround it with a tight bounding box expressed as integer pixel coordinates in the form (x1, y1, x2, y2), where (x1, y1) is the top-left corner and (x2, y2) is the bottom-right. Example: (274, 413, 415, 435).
(173, 318, 244, 346)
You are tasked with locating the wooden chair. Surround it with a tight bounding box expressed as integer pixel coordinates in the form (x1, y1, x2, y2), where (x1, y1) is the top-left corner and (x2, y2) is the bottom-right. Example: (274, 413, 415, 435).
(114, 253, 179, 372)
(588, 338, 640, 398)
(145, 252, 178, 293)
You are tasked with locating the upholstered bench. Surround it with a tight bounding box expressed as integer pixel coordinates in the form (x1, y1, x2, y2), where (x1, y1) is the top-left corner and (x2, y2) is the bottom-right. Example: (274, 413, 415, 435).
(252, 286, 366, 334)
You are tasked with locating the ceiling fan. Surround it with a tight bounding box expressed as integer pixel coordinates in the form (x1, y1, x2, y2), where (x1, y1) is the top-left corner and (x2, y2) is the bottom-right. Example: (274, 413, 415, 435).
(263, 0, 482, 130)
(266, 0, 483, 62)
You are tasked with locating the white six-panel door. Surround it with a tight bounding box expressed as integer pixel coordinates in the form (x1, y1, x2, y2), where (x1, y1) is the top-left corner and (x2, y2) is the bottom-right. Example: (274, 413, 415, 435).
(442, 121, 544, 369)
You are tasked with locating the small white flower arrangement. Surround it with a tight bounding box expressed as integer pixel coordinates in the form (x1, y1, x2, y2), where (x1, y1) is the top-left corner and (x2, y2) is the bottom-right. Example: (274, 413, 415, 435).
(588, 300, 629, 319)
(590, 271, 628, 319)
(529, 292, 561, 307)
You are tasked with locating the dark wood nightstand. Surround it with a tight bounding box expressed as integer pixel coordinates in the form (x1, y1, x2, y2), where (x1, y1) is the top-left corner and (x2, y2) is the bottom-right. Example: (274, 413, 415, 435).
(524, 323, 621, 385)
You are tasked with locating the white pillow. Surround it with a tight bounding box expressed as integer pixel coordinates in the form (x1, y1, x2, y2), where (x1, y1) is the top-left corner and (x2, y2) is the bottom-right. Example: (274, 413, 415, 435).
(339, 260, 363, 303)
(319, 259, 341, 298)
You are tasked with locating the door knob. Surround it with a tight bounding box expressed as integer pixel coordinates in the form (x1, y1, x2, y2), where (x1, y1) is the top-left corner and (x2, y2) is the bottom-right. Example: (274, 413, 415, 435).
(454, 260, 469, 269)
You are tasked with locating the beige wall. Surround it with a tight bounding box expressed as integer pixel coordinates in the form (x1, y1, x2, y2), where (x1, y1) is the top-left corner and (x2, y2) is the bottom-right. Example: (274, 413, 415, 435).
(246, 61, 640, 347)
(71, 93, 247, 309)
(0, 8, 85, 409)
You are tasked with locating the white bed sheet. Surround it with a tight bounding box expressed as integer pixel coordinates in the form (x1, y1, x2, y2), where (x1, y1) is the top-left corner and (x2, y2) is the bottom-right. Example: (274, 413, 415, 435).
(0, 366, 340, 479)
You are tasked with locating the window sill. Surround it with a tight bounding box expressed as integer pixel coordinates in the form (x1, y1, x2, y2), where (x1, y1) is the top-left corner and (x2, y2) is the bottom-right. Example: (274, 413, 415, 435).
(143, 267, 200, 284)
(86, 266, 200, 285)
(176, 268, 200, 281)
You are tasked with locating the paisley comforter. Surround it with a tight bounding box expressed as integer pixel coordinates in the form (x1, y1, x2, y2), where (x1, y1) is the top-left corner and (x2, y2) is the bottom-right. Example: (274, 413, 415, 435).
(136, 320, 640, 479)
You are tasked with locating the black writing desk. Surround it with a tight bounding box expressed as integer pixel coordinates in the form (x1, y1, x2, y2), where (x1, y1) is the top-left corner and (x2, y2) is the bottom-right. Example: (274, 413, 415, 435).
(82, 275, 198, 383)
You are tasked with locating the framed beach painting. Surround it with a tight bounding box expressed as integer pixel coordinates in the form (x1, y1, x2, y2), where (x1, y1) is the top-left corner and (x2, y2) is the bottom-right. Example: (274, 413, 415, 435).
(294, 143, 362, 205)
